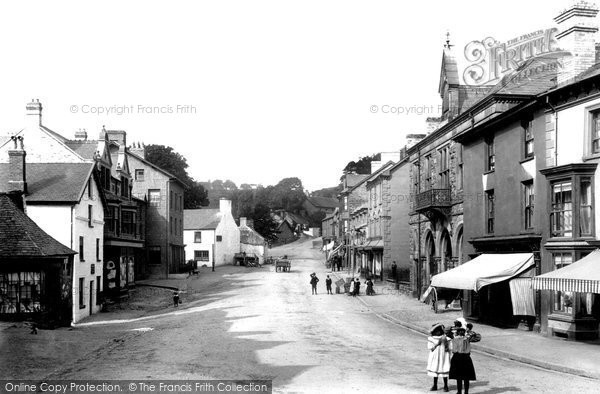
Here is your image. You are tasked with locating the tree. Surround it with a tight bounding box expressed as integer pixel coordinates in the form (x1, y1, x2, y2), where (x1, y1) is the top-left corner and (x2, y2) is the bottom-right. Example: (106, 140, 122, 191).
(144, 144, 209, 208)
(343, 153, 380, 174)
(252, 203, 280, 242)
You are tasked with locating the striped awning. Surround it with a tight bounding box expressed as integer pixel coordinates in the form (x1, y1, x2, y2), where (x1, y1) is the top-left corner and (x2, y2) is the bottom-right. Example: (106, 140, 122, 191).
(532, 249, 600, 294)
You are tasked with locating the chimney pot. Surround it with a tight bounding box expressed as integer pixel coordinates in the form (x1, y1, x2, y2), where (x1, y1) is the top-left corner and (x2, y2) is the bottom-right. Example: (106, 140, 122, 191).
(7, 136, 27, 194)
(25, 99, 42, 128)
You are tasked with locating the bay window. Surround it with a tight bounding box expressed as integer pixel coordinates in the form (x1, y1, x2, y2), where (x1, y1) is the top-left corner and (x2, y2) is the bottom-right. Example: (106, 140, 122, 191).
(542, 163, 596, 239)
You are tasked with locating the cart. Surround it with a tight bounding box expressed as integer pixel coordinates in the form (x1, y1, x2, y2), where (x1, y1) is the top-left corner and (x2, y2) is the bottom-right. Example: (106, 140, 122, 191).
(275, 259, 291, 272)
(422, 286, 462, 313)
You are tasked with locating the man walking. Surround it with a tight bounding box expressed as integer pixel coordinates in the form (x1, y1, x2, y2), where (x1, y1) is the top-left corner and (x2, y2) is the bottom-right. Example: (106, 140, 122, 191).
(310, 273, 319, 295)
(325, 275, 333, 294)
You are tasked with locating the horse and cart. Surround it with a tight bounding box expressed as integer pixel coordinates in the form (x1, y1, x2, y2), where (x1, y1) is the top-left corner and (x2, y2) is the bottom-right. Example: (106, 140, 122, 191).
(266, 255, 291, 272)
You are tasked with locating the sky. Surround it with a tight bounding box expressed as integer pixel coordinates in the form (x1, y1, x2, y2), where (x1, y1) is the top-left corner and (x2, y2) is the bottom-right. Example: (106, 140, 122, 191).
(0, 0, 565, 191)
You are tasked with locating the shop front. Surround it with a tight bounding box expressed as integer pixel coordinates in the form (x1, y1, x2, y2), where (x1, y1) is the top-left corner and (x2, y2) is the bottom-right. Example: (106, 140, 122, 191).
(427, 253, 536, 327)
(532, 249, 600, 340)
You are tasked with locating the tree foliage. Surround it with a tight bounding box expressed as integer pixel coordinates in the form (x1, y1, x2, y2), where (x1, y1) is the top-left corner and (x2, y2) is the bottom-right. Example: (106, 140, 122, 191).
(343, 153, 381, 174)
(144, 144, 209, 208)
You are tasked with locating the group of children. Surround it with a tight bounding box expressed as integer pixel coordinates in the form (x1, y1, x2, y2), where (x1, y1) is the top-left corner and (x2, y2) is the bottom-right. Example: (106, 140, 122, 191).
(427, 317, 481, 394)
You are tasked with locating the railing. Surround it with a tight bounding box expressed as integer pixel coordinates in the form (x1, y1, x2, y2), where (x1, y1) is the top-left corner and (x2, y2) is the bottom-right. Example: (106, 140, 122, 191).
(415, 188, 451, 211)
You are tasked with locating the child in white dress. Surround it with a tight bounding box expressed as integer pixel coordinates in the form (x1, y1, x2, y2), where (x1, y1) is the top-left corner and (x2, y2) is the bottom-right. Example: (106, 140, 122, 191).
(427, 323, 451, 392)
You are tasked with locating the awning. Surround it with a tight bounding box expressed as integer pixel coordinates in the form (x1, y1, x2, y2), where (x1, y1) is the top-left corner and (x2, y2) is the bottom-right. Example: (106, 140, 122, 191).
(330, 244, 343, 257)
(430, 253, 535, 292)
(532, 249, 600, 294)
(361, 239, 384, 250)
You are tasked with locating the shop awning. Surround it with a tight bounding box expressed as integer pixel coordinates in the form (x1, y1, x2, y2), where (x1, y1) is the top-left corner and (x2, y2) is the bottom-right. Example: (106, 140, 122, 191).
(330, 244, 343, 257)
(430, 253, 535, 292)
(532, 249, 600, 294)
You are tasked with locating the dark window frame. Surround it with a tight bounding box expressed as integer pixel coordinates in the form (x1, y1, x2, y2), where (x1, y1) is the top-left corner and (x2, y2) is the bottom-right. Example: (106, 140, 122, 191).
(486, 189, 495, 234)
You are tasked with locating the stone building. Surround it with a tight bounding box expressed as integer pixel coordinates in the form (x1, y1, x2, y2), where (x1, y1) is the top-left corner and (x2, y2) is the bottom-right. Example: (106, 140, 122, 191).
(407, 40, 491, 298)
(128, 147, 186, 278)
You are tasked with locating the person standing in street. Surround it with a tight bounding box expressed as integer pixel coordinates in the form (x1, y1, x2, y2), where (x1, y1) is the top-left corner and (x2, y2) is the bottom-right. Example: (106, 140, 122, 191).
(449, 326, 479, 394)
(172, 291, 180, 307)
(310, 273, 319, 295)
(427, 323, 450, 392)
(325, 275, 333, 294)
(352, 278, 361, 296)
(391, 261, 397, 282)
(365, 278, 374, 295)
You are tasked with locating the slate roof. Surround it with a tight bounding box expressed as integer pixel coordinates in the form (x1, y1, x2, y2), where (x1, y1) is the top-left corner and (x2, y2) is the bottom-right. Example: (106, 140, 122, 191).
(64, 140, 100, 160)
(306, 196, 338, 209)
(0, 163, 93, 203)
(0, 194, 76, 258)
(184, 209, 221, 230)
(239, 224, 265, 245)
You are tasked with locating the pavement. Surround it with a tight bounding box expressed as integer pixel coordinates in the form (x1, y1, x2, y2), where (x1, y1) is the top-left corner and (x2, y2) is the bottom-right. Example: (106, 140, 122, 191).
(329, 268, 600, 381)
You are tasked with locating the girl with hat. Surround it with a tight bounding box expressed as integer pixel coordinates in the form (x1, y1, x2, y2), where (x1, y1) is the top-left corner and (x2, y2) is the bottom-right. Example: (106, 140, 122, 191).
(449, 324, 480, 394)
(427, 323, 450, 392)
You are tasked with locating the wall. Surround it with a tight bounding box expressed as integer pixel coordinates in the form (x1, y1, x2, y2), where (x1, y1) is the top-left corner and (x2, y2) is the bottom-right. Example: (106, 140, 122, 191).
(388, 161, 411, 280)
(184, 229, 215, 265)
(129, 153, 184, 277)
(27, 176, 105, 323)
(215, 212, 240, 265)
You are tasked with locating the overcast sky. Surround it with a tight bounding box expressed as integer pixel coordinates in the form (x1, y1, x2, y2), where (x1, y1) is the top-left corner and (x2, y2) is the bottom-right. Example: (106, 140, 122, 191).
(0, 0, 564, 190)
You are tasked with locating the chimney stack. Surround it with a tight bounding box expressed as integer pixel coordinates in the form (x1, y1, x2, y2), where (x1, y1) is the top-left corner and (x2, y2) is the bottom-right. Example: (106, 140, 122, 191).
(240, 217, 247, 227)
(219, 198, 232, 215)
(129, 141, 146, 159)
(555, 1, 599, 84)
(74, 128, 88, 140)
(25, 99, 42, 129)
(8, 136, 27, 194)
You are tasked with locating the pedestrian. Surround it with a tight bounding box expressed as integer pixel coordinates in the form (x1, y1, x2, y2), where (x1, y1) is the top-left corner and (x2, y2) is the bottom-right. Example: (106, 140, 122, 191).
(427, 323, 450, 392)
(391, 261, 397, 282)
(352, 278, 361, 296)
(173, 291, 180, 307)
(337, 256, 342, 272)
(310, 273, 319, 295)
(30, 322, 38, 335)
(449, 326, 479, 394)
(325, 275, 333, 294)
(365, 278, 374, 295)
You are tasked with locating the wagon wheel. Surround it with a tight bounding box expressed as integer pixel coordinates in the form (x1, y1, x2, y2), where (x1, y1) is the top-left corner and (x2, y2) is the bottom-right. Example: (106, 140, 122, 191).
(430, 287, 439, 313)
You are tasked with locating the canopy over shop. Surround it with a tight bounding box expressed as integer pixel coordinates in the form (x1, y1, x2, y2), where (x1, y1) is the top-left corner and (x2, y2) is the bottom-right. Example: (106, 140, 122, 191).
(425, 253, 536, 324)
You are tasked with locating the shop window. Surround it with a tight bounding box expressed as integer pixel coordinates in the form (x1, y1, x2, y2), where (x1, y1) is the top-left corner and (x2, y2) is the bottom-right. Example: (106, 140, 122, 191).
(486, 190, 494, 234)
(552, 253, 573, 314)
(523, 181, 534, 229)
(551, 181, 572, 237)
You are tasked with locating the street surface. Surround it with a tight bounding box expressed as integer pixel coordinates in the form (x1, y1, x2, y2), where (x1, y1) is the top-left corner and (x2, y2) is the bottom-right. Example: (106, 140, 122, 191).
(1, 237, 598, 393)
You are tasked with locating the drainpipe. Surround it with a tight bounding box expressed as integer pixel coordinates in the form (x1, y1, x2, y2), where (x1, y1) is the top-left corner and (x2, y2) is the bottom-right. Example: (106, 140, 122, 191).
(547, 96, 558, 167)
(416, 147, 422, 299)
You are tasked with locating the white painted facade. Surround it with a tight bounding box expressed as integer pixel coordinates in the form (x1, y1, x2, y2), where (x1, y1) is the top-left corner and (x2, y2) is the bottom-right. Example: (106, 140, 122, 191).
(552, 96, 600, 237)
(214, 199, 240, 265)
(27, 176, 104, 323)
(184, 229, 215, 266)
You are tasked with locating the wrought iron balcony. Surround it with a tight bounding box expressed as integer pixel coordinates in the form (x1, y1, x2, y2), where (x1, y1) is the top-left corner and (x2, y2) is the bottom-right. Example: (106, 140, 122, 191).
(415, 188, 451, 212)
